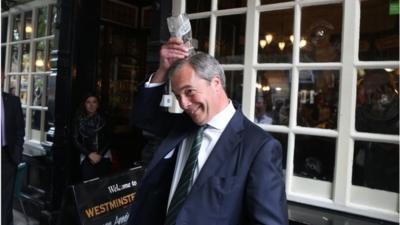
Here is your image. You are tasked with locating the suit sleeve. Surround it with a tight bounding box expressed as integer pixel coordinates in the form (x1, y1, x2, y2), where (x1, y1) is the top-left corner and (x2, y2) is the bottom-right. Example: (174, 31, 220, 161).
(14, 96, 25, 164)
(245, 138, 288, 225)
(130, 84, 173, 138)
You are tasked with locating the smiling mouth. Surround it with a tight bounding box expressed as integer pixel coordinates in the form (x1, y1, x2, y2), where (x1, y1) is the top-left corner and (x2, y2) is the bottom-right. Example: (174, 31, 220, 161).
(187, 106, 200, 115)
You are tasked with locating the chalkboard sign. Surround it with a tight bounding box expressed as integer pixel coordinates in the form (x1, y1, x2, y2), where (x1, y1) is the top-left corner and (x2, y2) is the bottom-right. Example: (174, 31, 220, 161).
(72, 166, 144, 225)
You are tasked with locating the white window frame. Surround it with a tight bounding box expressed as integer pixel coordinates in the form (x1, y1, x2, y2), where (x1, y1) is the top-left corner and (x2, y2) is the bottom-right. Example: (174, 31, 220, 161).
(173, 0, 399, 222)
(1, 0, 56, 154)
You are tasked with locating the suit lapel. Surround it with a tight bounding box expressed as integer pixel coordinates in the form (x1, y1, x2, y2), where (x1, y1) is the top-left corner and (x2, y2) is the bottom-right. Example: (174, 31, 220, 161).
(191, 110, 245, 192)
(145, 121, 197, 175)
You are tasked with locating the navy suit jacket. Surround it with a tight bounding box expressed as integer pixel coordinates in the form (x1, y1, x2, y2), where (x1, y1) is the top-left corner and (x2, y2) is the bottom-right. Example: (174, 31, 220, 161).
(128, 84, 288, 225)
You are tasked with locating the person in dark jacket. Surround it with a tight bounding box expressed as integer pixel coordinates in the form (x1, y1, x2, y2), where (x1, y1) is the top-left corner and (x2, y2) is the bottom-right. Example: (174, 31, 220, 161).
(73, 93, 112, 181)
(1, 91, 25, 225)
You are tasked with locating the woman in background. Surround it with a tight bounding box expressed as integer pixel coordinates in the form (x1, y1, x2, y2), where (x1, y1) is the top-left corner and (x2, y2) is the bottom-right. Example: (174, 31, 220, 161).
(73, 93, 112, 181)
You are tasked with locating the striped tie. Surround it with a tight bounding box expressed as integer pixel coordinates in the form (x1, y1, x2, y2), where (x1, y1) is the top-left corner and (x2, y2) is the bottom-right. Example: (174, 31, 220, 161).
(165, 125, 207, 225)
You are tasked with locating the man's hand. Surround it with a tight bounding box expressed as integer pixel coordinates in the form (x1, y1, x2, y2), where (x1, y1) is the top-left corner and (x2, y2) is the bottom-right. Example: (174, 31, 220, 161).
(151, 37, 189, 83)
(88, 152, 102, 165)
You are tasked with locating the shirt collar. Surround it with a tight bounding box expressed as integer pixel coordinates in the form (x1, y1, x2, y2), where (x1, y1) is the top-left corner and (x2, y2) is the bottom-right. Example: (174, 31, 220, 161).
(207, 100, 236, 131)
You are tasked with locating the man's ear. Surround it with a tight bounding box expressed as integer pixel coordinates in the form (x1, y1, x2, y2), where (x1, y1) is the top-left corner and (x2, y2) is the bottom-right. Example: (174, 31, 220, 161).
(211, 75, 222, 89)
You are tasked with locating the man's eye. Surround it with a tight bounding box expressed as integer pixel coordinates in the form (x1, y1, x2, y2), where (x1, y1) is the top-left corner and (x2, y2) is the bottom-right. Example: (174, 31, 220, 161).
(185, 89, 195, 96)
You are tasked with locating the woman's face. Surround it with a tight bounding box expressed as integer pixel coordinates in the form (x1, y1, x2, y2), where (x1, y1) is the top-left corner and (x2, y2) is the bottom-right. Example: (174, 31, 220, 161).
(85, 96, 99, 115)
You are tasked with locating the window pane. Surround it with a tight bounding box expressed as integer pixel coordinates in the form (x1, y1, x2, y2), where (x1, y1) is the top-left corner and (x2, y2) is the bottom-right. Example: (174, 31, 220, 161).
(32, 75, 45, 106)
(300, 4, 342, 62)
(20, 75, 28, 105)
(10, 44, 19, 72)
(186, 0, 211, 14)
(12, 14, 22, 41)
(191, 18, 210, 53)
(261, 0, 292, 4)
(355, 69, 399, 134)
(21, 43, 30, 72)
(24, 11, 33, 39)
(225, 71, 243, 105)
(255, 70, 291, 125)
(35, 41, 46, 72)
(270, 132, 288, 169)
(8, 75, 18, 96)
(49, 5, 58, 35)
(45, 39, 55, 71)
(258, 9, 294, 63)
(298, 70, 339, 129)
(2, 17, 8, 43)
(218, 0, 246, 10)
(31, 109, 42, 141)
(359, 0, 399, 61)
(36, 7, 48, 37)
(215, 14, 246, 64)
(294, 135, 336, 181)
(353, 141, 399, 193)
(1, 46, 5, 71)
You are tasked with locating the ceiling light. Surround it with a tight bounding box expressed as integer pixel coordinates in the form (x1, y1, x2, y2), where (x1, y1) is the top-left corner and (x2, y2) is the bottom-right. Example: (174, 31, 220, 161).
(265, 34, 273, 44)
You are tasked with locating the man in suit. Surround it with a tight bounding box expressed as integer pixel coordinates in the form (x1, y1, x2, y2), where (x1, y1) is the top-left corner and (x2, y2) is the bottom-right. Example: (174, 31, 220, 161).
(1, 89, 25, 225)
(128, 38, 287, 225)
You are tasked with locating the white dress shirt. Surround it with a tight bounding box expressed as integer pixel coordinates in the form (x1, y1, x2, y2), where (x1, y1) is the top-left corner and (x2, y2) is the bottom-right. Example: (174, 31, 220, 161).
(167, 101, 236, 208)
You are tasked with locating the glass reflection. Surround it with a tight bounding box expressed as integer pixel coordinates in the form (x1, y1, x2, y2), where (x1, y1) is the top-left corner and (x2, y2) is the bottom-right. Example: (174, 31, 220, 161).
(186, 0, 211, 14)
(353, 141, 399, 193)
(20, 76, 28, 105)
(10, 45, 19, 72)
(359, 0, 399, 61)
(2, 17, 8, 43)
(35, 41, 46, 72)
(294, 135, 336, 181)
(32, 76, 44, 106)
(215, 14, 246, 64)
(21, 43, 30, 72)
(355, 69, 399, 134)
(270, 132, 288, 169)
(49, 5, 58, 35)
(36, 7, 48, 37)
(300, 4, 342, 62)
(258, 9, 294, 63)
(12, 14, 22, 41)
(225, 71, 243, 105)
(218, 0, 246, 10)
(24, 11, 33, 39)
(9, 76, 18, 96)
(297, 70, 339, 129)
(191, 18, 210, 53)
(31, 109, 42, 131)
(255, 70, 291, 125)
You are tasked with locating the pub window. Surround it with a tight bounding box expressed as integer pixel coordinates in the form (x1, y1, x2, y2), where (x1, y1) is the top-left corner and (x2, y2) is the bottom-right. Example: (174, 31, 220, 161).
(1, 1, 57, 148)
(176, 0, 399, 222)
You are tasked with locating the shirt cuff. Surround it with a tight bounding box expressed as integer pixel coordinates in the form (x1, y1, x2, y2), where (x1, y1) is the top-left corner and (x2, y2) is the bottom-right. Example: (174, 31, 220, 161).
(144, 73, 165, 88)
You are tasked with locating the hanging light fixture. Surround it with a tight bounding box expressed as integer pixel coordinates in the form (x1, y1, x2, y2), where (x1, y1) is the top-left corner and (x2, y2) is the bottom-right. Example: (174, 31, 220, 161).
(25, 25, 32, 33)
(278, 41, 285, 51)
(259, 39, 267, 49)
(35, 59, 44, 67)
(265, 33, 273, 44)
(289, 35, 294, 43)
(300, 38, 307, 48)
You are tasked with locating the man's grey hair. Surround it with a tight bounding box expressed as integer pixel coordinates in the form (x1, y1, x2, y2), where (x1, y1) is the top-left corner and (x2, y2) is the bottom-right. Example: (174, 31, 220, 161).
(167, 52, 226, 88)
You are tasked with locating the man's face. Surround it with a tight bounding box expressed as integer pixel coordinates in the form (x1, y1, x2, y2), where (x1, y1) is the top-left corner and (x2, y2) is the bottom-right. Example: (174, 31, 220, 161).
(171, 64, 219, 125)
